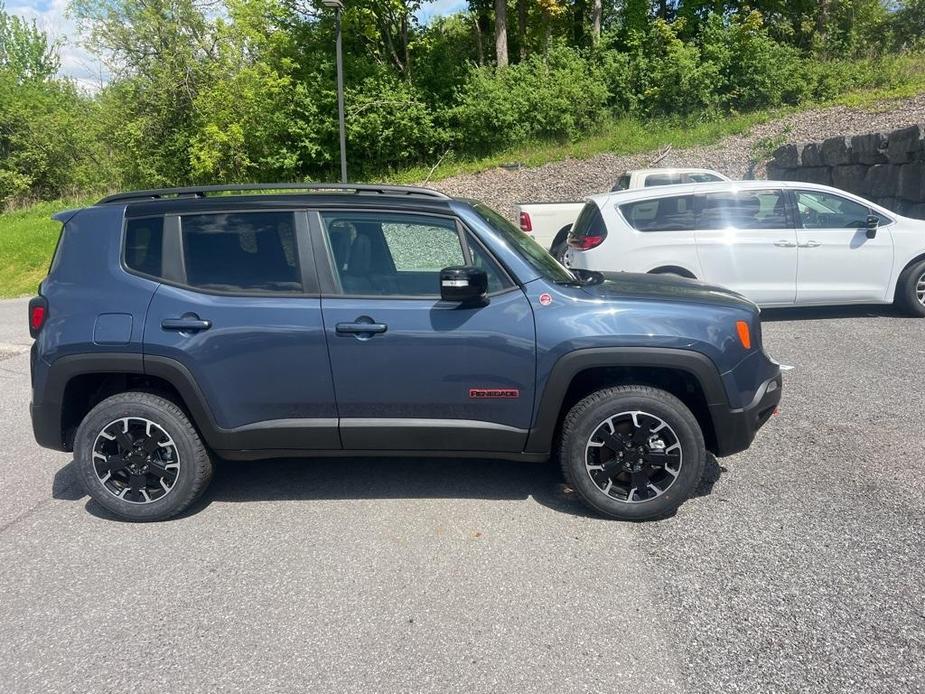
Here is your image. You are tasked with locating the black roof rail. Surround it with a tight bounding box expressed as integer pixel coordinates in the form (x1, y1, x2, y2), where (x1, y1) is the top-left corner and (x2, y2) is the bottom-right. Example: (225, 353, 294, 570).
(96, 183, 451, 205)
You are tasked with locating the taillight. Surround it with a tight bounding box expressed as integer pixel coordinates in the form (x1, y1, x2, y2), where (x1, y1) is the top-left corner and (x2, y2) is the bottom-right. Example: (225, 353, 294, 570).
(28, 296, 48, 338)
(519, 211, 532, 232)
(568, 231, 607, 251)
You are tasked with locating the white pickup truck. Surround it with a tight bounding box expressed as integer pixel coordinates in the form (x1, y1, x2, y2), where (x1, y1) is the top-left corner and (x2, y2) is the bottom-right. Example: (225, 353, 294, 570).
(517, 168, 730, 258)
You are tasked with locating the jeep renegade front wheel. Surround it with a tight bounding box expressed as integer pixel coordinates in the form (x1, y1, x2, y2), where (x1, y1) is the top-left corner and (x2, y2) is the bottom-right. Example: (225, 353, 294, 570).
(74, 392, 213, 522)
(559, 386, 705, 521)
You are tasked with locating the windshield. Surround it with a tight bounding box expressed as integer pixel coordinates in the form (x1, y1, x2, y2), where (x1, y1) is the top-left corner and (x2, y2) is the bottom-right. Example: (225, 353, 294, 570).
(470, 202, 577, 283)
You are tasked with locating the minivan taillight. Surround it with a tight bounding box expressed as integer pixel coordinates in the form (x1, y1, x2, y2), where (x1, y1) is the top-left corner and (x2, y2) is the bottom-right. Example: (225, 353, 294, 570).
(519, 211, 532, 232)
(568, 231, 607, 251)
(28, 296, 48, 338)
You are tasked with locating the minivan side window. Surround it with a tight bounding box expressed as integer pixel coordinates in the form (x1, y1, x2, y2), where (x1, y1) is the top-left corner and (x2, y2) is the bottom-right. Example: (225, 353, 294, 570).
(619, 195, 695, 232)
(698, 190, 789, 230)
(180, 212, 301, 293)
(321, 212, 510, 297)
(795, 190, 889, 229)
(124, 217, 164, 278)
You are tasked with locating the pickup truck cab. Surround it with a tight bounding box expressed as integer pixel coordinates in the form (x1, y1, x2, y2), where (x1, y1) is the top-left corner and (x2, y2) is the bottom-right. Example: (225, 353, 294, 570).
(30, 183, 781, 522)
(518, 168, 730, 256)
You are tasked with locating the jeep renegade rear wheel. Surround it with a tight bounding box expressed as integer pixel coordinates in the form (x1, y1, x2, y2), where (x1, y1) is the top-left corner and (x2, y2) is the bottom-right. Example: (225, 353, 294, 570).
(559, 386, 705, 521)
(74, 392, 213, 522)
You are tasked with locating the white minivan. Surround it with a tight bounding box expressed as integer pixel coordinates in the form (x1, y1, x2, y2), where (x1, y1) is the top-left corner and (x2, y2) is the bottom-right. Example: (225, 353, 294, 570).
(563, 180, 925, 315)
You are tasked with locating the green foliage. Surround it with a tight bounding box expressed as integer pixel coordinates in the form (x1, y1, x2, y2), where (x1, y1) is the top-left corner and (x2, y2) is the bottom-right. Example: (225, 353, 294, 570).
(0, 1, 59, 80)
(701, 11, 806, 110)
(617, 18, 721, 116)
(0, 199, 75, 297)
(2, 0, 925, 208)
(451, 45, 609, 152)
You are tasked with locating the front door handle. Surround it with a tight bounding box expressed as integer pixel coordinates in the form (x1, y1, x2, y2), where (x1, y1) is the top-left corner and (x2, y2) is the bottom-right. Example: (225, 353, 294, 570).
(336, 321, 388, 335)
(162, 317, 212, 332)
(800, 240, 822, 248)
(774, 240, 797, 247)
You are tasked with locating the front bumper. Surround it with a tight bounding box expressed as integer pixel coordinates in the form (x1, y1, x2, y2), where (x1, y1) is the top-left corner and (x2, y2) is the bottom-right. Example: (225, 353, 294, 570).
(709, 371, 782, 457)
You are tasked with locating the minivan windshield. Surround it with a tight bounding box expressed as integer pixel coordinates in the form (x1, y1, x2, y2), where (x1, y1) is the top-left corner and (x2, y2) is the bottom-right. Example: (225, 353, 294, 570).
(470, 202, 577, 284)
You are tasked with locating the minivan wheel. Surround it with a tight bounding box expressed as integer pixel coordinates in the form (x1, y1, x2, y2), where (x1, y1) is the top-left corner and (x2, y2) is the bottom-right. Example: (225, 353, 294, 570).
(74, 392, 213, 521)
(558, 386, 705, 521)
(895, 259, 925, 317)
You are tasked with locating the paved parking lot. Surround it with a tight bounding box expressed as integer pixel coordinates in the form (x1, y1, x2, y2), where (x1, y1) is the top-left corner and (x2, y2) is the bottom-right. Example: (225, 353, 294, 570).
(0, 296, 923, 693)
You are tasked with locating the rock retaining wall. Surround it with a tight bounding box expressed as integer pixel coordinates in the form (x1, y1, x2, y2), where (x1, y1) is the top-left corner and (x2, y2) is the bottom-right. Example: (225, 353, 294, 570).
(767, 125, 925, 218)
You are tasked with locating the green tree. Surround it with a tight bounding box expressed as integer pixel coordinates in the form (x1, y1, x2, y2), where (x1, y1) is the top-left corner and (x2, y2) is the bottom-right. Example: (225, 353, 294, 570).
(0, 1, 59, 81)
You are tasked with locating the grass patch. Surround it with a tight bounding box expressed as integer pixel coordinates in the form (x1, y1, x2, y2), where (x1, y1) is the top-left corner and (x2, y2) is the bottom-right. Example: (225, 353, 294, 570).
(0, 199, 81, 298)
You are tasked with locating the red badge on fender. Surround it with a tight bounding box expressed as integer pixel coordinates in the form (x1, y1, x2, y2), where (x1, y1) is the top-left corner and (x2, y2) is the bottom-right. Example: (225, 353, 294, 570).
(539, 293, 552, 306)
(469, 388, 520, 399)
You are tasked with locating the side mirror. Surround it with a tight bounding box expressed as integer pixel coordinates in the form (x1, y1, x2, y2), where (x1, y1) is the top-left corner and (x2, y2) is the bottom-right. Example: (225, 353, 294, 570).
(866, 215, 879, 239)
(440, 266, 487, 304)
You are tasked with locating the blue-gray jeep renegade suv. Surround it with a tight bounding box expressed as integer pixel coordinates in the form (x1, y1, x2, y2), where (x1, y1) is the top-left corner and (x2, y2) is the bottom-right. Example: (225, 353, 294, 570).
(29, 183, 782, 522)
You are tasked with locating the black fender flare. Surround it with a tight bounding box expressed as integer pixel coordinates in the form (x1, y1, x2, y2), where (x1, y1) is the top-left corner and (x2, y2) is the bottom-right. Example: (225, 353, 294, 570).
(523, 347, 729, 455)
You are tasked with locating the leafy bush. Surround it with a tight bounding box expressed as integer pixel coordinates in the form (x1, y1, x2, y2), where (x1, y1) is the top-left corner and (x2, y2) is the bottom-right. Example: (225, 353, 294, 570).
(450, 46, 609, 153)
(701, 11, 807, 110)
(618, 19, 721, 117)
(346, 75, 447, 174)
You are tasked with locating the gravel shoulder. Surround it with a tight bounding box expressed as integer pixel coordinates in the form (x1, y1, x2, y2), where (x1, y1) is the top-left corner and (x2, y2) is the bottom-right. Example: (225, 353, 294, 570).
(431, 94, 925, 220)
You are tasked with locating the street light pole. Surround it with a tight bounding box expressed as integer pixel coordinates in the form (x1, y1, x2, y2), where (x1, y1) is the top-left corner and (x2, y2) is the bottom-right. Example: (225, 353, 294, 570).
(323, 0, 348, 183)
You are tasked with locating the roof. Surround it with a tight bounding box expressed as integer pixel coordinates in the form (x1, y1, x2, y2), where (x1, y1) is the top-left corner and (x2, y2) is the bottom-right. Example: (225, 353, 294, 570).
(589, 179, 880, 205)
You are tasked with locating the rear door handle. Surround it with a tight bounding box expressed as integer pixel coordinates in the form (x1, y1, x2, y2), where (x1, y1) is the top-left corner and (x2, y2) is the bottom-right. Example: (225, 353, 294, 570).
(800, 240, 821, 248)
(774, 240, 797, 248)
(161, 318, 212, 332)
(336, 322, 388, 335)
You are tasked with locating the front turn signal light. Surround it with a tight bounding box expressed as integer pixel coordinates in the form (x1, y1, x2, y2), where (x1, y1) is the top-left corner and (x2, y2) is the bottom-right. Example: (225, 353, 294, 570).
(736, 320, 752, 350)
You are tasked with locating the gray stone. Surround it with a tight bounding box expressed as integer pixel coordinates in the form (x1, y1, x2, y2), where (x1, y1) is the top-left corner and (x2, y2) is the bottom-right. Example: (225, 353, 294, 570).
(795, 167, 833, 186)
(876, 197, 901, 214)
(906, 202, 925, 219)
(772, 144, 800, 169)
(832, 165, 868, 195)
(821, 136, 851, 166)
(801, 143, 824, 167)
(766, 164, 788, 181)
(886, 124, 922, 163)
(898, 161, 925, 202)
(865, 164, 901, 197)
(851, 132, 887, 165)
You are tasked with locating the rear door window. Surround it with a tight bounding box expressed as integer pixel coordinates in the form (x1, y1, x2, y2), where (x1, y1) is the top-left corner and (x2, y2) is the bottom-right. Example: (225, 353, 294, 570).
(619, 195, 695, 232)
(612, 174, 631, 191)
(698, 190, 789, 230)
(180, 212, 301, 293)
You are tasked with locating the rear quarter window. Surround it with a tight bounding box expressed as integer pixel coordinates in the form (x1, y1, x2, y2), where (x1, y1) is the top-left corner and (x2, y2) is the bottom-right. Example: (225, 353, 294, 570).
(124, 217, 164, 278)
(619, 195, 695, 232)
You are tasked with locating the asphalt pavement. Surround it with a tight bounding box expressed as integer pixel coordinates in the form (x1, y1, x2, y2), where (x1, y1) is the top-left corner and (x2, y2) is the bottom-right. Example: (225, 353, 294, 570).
(0, 297, 922, 693)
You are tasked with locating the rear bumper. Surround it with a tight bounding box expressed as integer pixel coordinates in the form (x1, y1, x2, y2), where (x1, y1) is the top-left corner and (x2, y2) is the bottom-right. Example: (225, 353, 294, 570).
(709, 371, 782, 457)
(31, 402, 66, 451)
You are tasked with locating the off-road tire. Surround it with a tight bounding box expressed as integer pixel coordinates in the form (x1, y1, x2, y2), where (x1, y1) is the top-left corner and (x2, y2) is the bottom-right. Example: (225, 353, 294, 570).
(74, 392, 213, 521)
(558, 385, 705, 521)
